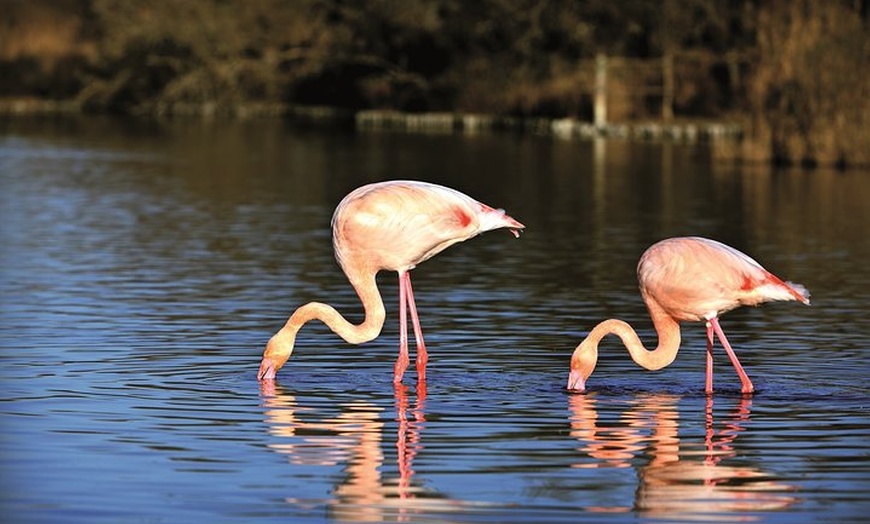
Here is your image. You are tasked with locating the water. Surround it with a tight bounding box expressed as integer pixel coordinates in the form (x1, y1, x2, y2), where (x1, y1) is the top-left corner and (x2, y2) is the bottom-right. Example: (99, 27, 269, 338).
(1, 116, 868, 523)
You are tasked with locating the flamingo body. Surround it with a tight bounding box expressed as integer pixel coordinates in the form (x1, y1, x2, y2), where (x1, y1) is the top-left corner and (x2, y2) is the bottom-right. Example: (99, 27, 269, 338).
(568, 237, 810, 394)
(333, 181, 520, 274)
(638, 237, 808, 322)
(259, 180, 524, 382)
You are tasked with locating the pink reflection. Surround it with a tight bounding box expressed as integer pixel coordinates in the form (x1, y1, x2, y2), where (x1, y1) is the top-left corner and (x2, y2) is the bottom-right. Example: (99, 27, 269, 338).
(569, 394, 797, 520)
(260, 381, 429, 522)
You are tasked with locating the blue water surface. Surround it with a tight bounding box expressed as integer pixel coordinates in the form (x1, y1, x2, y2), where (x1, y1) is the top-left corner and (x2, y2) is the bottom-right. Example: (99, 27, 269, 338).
(1, 117, 868, 523)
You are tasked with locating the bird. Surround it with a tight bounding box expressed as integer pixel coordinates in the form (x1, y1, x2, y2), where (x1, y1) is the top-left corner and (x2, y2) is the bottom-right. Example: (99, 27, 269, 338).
(258, 180, 525, 383)
(567, 236, 810, 394)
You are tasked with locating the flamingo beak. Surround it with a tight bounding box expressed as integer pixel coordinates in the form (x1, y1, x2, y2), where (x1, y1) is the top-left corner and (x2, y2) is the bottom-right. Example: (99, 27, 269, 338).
(567, 369, 586, 392)
(257, 358, 278, 381)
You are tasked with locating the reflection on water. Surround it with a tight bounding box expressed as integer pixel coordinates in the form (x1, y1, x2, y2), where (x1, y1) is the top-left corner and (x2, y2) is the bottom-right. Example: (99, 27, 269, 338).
(260, 382, 802, 522)
(569, 394, 797, 520)
(1, 117, 868, 523)
(260, 382, 476, 522)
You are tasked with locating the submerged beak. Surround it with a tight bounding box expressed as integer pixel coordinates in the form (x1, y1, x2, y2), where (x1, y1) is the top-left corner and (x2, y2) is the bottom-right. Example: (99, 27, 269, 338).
(567, 369, 586, 392)
(257, 358, 278, 381)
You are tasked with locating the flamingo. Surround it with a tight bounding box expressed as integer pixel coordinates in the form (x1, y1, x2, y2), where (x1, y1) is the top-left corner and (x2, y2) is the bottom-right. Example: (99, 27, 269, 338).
(258, 180, 524, 383)
(567, 236, 810, 394)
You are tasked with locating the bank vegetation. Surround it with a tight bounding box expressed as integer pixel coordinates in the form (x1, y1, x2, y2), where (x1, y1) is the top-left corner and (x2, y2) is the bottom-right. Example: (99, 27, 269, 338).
(1, 0, 867, 167)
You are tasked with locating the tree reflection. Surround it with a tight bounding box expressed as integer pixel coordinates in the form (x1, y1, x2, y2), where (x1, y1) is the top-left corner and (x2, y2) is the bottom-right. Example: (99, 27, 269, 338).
(569, 394, 798, 520)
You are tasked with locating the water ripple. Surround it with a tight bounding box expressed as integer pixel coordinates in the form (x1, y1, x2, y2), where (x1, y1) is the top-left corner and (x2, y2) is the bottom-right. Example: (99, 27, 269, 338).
(2, 120, 868, 523)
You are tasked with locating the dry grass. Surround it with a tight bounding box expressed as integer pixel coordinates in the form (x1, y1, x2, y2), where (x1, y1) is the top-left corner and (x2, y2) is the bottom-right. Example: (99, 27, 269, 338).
(1, 1, 867, 166)
(743, 1, 869, 167)
(0, 1, 96, 63)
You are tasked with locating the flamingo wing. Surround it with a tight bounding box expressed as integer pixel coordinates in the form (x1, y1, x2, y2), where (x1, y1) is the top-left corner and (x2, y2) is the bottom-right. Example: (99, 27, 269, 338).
(334, 180, 521, 272)
(638, 237, 809, 321)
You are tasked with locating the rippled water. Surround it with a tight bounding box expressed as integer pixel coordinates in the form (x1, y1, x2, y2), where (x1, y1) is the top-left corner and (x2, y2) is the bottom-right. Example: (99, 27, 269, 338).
(1, 117, 868, 523)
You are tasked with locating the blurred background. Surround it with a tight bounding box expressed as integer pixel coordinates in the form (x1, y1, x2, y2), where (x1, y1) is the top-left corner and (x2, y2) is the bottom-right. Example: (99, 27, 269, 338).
(1, 0, 868, 167)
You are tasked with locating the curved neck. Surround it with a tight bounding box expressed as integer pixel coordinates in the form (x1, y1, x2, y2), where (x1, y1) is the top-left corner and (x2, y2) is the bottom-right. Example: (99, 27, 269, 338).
(570, 300, 682, 388)
(264, 266, 386, 370)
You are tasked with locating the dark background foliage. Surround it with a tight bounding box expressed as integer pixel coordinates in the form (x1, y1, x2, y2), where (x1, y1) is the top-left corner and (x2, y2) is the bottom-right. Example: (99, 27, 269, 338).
(1, 0, 867, 166)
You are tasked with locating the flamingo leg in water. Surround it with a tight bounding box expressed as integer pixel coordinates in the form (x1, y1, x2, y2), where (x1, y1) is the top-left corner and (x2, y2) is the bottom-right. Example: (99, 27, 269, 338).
(709, 317, 755, 394)
(394, 272, 411, 384)
(705, 321, 715, 395)
(403, 273, 428, 381)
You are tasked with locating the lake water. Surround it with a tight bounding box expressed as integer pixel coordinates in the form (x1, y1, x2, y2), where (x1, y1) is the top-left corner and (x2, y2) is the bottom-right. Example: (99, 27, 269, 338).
(1, 116, 868, 523)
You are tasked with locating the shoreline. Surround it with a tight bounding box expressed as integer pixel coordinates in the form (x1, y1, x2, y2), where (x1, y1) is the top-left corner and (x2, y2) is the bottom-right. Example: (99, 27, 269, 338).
(355, 110, 742, 143)
(0, 98, 742, 144)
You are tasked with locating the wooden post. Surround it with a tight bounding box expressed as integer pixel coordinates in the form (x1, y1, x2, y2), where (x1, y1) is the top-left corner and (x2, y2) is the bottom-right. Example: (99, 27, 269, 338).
(594, 53, 607, 127)
(726, 51, 739, 104)
(662, 52, 674, 121)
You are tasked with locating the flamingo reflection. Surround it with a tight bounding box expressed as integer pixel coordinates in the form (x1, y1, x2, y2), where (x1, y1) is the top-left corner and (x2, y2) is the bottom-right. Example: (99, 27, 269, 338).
(260, 381, 435, 521)
(569, 394, 797, 520)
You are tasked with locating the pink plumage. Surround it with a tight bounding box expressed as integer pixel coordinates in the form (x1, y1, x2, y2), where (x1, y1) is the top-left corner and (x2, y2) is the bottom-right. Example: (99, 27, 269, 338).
(259, 180, 524, 383)
(638, 237, 809, 322)
(568, 236, 810, 394)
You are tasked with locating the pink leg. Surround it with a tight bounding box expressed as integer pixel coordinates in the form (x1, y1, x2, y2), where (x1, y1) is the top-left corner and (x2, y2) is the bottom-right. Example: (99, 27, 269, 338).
(403, 274, 428, 381)
(709, 317, 754, 394)
(705, 321, 715, 395)
(394, 272, 411, 384)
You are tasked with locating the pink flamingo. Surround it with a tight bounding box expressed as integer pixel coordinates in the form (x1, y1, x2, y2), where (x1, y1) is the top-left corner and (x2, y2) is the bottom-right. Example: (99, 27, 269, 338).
(567, 236, 810, 394)
(258, 180, 524, 383)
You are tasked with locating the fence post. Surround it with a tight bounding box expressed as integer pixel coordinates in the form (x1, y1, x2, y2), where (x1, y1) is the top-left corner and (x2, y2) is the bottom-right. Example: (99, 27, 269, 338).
(594, 53, 607, 127)
(662, 52, 674, 121)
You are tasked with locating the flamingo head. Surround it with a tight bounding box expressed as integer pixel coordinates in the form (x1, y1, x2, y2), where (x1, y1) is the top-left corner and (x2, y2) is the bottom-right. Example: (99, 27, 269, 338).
(257, 330, 295, 381)
(257, 357, 280, 381)
(567, 367, 586, 392)
(567, 341, 598, 393)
